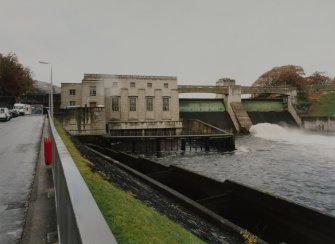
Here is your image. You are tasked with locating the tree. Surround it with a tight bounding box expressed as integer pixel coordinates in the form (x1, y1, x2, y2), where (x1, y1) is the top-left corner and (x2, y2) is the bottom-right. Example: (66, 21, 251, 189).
(305, 72, 331, 85)
(0, 52, 34, 97)
(252, 65, 305, 90)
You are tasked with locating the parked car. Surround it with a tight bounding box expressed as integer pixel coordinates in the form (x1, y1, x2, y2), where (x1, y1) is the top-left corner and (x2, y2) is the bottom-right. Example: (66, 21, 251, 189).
(0, 108, 11, 121)
(9, 109, 19, 118)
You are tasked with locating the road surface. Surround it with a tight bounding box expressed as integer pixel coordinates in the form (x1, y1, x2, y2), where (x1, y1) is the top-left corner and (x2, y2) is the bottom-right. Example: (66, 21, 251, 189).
(0, 115, 44, 243)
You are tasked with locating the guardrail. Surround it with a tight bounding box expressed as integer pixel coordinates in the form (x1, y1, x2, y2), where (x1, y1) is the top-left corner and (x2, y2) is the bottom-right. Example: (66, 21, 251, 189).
(49, 116, 117, 244)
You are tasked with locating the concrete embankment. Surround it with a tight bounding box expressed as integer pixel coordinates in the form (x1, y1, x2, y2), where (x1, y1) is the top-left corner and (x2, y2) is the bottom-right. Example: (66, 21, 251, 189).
(302, 116, 335, 132)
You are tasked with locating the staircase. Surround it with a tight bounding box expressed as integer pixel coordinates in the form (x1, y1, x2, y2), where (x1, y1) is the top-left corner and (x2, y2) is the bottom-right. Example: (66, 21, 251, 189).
(230, 102, 253, 133)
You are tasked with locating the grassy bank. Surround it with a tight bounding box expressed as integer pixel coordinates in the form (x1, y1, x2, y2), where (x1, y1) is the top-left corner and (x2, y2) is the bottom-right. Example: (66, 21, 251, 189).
(308, 93, 335, 116)
(54, 120, 203, 244)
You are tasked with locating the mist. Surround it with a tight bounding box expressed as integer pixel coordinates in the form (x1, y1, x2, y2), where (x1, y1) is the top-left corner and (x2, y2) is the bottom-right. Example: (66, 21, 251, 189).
(250, 123, 335, 148)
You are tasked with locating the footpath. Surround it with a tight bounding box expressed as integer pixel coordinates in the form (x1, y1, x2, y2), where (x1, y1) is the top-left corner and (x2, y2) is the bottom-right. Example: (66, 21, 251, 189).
(21, 117, 57, 244)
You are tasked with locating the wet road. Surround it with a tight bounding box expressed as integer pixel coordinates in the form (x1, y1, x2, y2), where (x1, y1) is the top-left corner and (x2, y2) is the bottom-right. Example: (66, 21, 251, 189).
(0, 115, 44, 243)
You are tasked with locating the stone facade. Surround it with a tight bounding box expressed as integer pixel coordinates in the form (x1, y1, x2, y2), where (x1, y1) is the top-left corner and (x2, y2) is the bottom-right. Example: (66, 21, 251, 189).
(61, 83, 82, 108)
(59, 107, 106, 135)
(61, 74, 182, 135)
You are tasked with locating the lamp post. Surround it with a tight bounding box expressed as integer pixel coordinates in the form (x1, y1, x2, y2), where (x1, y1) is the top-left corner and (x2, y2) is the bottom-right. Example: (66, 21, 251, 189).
(39, 61, 53, 118)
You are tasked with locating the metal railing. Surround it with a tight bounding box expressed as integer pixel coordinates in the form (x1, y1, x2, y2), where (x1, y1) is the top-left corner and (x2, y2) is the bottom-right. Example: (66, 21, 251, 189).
(49, 116, 117, 244)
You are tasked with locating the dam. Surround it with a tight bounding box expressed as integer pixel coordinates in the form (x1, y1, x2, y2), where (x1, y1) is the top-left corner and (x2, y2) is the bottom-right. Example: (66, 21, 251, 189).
(179, 97, 297, 132)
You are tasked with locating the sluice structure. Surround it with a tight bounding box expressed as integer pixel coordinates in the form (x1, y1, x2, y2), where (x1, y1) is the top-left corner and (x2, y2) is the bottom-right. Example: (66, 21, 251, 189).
(78, 119, 235, 154)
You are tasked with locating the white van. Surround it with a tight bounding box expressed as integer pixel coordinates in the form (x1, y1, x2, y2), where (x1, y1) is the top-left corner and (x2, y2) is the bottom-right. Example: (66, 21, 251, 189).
(14, 103, 26, 115)
(14, 103, 31, 115)
(0, 108, 10, 121)
(24, 104, 32, 115)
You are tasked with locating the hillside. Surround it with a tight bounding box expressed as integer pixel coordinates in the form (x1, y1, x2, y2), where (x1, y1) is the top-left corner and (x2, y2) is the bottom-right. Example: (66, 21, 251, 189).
(30, 80, 61, 94)
(307, 92, 335, 116)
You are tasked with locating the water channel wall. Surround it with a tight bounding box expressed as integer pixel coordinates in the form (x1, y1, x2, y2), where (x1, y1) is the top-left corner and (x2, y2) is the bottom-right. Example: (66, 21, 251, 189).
(302, 116, 335, 132)
(87, 144, 335, 243)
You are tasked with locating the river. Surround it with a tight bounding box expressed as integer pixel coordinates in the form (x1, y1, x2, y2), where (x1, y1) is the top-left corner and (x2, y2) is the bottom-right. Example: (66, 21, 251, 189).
(150, 123, 335, 217)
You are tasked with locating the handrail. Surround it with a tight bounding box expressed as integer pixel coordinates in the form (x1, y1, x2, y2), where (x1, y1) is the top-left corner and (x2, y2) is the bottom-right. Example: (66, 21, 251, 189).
(49, 115, 117, 244)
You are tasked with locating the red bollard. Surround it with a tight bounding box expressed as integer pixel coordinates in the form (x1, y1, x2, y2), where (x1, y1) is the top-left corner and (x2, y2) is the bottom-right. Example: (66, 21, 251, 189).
(44, 136, 52, 165)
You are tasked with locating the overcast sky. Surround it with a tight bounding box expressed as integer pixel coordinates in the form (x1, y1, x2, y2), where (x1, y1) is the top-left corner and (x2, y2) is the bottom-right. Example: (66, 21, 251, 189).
(1, 0, 334, 88)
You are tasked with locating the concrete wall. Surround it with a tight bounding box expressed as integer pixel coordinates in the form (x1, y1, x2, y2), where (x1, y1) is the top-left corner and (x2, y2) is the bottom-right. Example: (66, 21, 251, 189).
(302, 116, 335, 132)
(59, 107, 106, 135)
(180, 112, 235, 132)
(288, 97, 302, 126)
(179, 99, 225, 112)
(226, 85, 242, 132)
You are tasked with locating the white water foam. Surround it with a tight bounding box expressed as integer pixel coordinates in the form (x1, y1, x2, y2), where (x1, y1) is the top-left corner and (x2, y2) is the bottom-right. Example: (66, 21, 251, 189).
(250, 123, 335, 148)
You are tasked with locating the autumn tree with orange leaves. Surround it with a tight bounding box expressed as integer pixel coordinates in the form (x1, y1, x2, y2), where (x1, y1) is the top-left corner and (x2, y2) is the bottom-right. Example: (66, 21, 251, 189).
(0, 52, 34, 97)
(252, 65, 334, 91)
(252, 65, 305, 90)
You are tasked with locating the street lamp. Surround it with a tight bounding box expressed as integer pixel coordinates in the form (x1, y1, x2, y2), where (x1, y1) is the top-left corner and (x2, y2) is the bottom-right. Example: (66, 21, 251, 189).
(39, 61, 53, 118)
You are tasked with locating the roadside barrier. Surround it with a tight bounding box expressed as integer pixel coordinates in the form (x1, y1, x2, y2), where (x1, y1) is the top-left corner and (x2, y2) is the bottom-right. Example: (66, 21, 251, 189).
(48, 115, 117, 244)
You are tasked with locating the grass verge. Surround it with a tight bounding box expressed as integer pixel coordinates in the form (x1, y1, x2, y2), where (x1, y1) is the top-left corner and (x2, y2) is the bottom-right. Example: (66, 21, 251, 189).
(308, 93, 335, 116)
(54, 119, 203, 244)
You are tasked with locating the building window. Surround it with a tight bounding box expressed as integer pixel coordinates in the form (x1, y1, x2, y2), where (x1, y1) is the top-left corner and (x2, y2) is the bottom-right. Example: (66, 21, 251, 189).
(163, 97, 169, 111)
(146, 97, 153, 111)
(147, 82, 152, 88)
(90, 86, 96, 96)
(111, 97, 119, 111)
(70, 101, 76, 106)
(164, 83, 168, 88)
(129, 97, 136, 111)
(69, 89, 76, 95)
(130, 82, 135, 88)
(112, 82, 118, 87)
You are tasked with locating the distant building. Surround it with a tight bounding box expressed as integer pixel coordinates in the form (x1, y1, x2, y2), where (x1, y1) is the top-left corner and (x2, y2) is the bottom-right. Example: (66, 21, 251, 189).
(61, 74, 182, 135)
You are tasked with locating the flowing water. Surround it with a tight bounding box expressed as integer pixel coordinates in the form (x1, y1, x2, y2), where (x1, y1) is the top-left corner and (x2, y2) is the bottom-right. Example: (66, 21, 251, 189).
(151, 123, 335, 217)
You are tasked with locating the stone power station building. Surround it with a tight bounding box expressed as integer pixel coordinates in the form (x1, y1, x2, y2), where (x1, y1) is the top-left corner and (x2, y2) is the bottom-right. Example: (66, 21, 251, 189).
(61, 74, 182, 136)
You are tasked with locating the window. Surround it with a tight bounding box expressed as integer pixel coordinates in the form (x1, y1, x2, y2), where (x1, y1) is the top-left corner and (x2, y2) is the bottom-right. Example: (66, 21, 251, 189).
(164, 83, 168, 88)
(90, 86, 96, 96)
(111, 97, 119, 111)
(146, 97, 153, 111)
(70, 101, 76, 106)
(69, 89, 76, 95)
(163, 97, 169, 111)
(130, 82, 135, 88)
(147, 82, 152, 88)
(129, 97, 136, 111)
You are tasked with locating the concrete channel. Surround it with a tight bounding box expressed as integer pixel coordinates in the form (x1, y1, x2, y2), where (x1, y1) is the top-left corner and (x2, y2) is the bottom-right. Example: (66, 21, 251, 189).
(85, 143, 335, 244)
